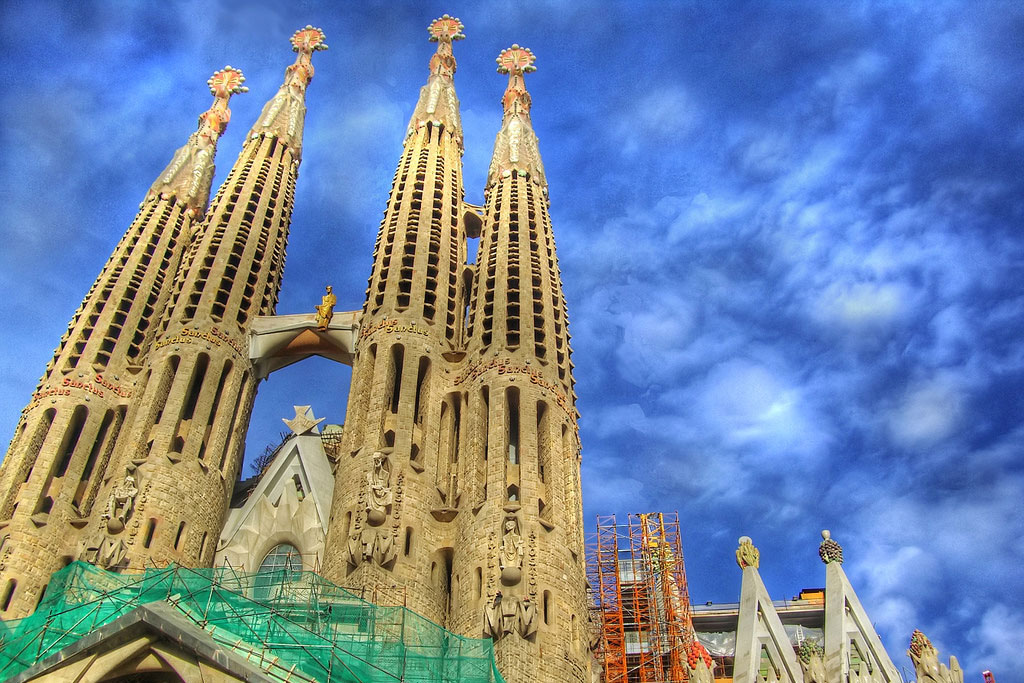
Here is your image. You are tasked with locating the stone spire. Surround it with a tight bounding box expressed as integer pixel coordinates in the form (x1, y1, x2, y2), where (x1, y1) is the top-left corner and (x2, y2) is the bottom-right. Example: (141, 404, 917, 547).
(321, 16, 472, 616)
(77, 28, 326, 575)
(148, 67, 248, 215)
(249, 26, 327, 158)
(487, 45, 546, 189)
(0, 69, 247, 618)
(407, 14, 465, 149)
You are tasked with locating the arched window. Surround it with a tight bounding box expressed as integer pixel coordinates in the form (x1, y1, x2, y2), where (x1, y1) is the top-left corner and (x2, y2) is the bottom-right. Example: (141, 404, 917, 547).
(259, 543, 302, 575)
(254, 543, 302, 602)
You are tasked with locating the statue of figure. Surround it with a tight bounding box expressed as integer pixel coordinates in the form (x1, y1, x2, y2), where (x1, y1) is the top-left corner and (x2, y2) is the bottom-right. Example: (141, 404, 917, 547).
(484, 591, 503, 639)
(735, 536, 759, 569)
(104, 473, 138, 533)
(797, 641, 827, 683)
(499, 515, 524, 584)
(909, 630, 964, 683)
(346, 532, 362, 567)
(364, 451, 393, 525)
(517, 596, 538, 638)
(83, 535, 129, 571)
(314, 285, 336, 330)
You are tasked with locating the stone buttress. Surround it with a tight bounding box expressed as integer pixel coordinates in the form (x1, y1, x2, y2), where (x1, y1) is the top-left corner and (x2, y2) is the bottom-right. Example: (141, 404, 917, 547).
(0, 69, 247, 618)
(321, 16, 473, 625)
(77, 28, 326, 575)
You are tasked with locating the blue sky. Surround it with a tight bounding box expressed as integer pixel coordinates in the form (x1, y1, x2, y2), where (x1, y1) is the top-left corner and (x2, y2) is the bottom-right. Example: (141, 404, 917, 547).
(1, 1, 1022, 677)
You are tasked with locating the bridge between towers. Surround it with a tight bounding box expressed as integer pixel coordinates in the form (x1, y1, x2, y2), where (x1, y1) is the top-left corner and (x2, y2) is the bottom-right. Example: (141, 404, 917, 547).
(248, 311, 360, 380)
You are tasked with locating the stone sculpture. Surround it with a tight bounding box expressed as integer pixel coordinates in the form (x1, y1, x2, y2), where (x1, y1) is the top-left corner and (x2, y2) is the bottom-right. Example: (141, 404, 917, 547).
(484, 591, 537, 640)
(500, 514, 524, 584)
(909, 630, 963, 683)
(735, 536, 759, 569)
(365, 451, 393, 525)
(103, 472, 138, 533)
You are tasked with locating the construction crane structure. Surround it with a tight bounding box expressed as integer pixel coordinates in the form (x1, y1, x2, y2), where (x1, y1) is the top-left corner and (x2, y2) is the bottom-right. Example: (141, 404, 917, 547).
(587, 512, 695, 683)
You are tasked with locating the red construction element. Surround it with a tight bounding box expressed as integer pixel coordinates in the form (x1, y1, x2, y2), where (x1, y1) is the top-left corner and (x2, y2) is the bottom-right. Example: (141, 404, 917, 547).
(587, 512, 695, 683)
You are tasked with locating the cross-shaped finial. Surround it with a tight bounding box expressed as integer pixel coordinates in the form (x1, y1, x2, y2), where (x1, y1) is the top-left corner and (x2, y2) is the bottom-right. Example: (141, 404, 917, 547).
(207, 66, 248, 99)
(428, 14, 465, 43)
(291, 25, 328, 54)
(496, 45, 537, 75)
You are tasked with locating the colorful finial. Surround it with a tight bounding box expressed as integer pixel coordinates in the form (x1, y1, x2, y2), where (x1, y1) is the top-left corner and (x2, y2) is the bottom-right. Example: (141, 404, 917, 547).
(818, 529, 844, 565)
(735, 536, 760, 569)
(207, 66, 248, 98)
(496, 44, 537, 75)
(428, 14, 465, 42)
(291, 25, 328, 53)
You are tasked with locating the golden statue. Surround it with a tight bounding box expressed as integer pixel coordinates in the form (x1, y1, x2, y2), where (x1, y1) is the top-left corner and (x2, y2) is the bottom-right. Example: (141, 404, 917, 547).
(315, 285, 336, 330)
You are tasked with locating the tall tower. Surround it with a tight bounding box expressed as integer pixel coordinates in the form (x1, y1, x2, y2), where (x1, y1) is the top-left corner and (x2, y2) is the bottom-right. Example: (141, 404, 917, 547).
(321, 15, 471, 621)
(78, 27, 327, 575)
(0, 67, 246, 618)
(456, 46, 588, 683)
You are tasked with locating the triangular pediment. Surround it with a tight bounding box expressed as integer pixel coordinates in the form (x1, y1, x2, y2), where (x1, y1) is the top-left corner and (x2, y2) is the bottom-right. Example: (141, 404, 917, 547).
(9, 602, 274, 683)
(734, 566, 803, 683)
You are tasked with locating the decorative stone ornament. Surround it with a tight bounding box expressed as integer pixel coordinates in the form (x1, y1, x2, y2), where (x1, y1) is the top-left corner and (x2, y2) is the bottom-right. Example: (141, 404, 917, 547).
(797, 641, 827, 683)
(483, 591, 538, 641)
(487, 45, 547, 188)
(314, 285, 336, 330)
(908, 630, 964, 683)
(735, 536, 760, 569)
(685, 641, 715, 683)
(818, 529, 844, 564)
(407, 15, 465, 148)
(282, 406, 325, 436)
(148, 66, 247, 213)
(251, 26, 328, 155)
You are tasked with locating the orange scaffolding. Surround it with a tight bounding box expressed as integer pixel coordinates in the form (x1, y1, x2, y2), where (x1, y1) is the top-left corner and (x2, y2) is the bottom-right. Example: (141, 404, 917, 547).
(587, 512, 694, 683)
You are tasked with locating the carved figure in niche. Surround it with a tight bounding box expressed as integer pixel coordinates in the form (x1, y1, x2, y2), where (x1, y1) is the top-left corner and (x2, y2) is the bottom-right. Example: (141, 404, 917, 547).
(83, 535, 129, 571)
(314, 285, 336, 330)
(347, 527, 397, 569)
(499, 514, 524, 584)
(484, 592, 504, 639)
(797, 641, 826, 683)
(686, 641, 716, 683)
(365, 451, 393, 526)
(909, 630, 963, 683)
(735, 536, 759, 569)
(517, 596, 538, 638)
(103, 473, 138, 533)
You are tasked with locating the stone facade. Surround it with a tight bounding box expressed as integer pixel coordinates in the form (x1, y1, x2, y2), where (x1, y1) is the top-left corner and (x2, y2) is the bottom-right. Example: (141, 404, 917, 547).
(0, 67, 247, 618)
(0, 17, 588, 683)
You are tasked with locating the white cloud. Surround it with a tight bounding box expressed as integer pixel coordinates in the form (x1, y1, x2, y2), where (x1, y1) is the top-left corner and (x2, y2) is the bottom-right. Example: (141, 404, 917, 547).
(888, 376, 963, 447)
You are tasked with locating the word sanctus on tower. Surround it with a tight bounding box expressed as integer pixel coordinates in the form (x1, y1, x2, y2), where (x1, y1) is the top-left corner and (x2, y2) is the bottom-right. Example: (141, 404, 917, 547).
(0, 17, 588, 683)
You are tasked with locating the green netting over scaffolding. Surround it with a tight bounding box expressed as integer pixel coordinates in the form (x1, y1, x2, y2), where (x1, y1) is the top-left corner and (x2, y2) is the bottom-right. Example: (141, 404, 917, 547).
(0, 561, 504, 682)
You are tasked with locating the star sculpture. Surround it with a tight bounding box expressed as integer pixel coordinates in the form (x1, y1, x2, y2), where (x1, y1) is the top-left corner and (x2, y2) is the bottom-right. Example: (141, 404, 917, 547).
(283, 405, 325, 435)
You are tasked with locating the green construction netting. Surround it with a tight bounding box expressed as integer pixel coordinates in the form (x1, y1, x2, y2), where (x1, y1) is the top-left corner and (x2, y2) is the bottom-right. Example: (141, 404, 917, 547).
(0, 561, 504, 683)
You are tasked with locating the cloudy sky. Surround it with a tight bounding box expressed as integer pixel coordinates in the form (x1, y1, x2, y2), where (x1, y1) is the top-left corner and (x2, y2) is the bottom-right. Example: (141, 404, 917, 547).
(1, 1, 1022, 677)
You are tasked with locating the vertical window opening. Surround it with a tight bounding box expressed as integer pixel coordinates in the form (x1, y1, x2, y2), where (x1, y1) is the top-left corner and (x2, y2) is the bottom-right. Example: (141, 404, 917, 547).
(413, 356, 430, 424)
(1, 579, 16, 611)
(174, 521, 186, 550)
(506, 387, 520, 464)
(404, 527, 413, 556)
(543, 590, 551, 625)
(388, 345, 404, 414)
(143, 519, 156, 548)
